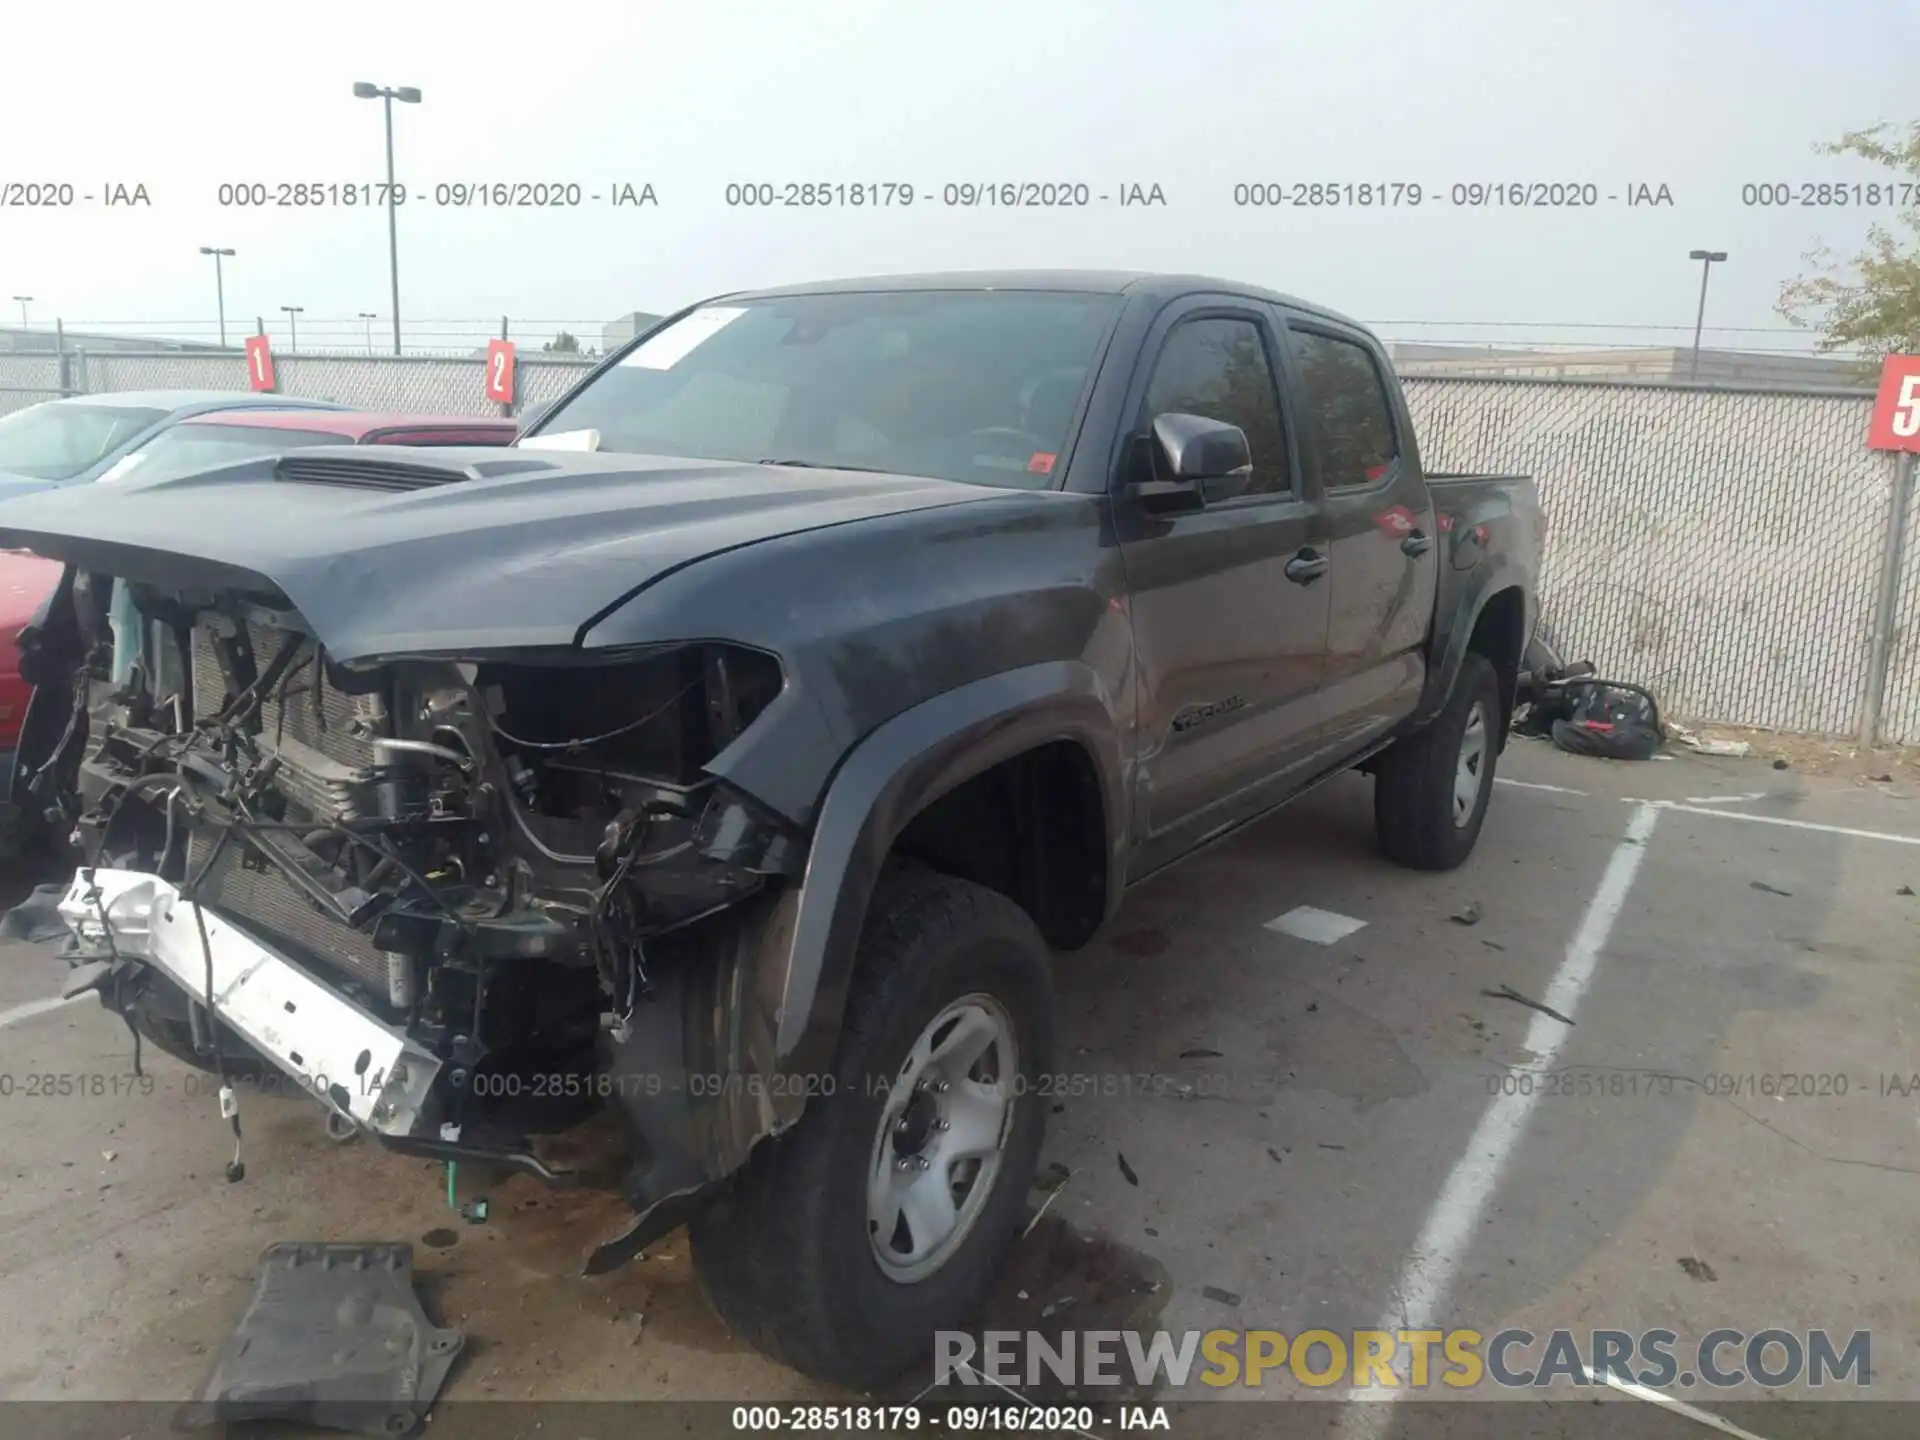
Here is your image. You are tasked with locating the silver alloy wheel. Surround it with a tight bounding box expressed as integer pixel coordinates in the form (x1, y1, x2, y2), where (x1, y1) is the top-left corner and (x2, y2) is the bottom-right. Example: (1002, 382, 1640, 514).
(866, 993, 1018, 1284)
(1453, 701, 1488, 828)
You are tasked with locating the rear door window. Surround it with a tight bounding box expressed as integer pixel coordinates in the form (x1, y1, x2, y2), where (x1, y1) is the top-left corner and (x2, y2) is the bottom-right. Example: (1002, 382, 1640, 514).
(1289, 330, 1399, 490)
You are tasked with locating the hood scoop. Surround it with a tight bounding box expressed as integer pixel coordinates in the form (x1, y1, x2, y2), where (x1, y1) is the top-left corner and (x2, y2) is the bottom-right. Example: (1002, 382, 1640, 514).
(276, 451, 560, 492)
(277, 454, 467, 491)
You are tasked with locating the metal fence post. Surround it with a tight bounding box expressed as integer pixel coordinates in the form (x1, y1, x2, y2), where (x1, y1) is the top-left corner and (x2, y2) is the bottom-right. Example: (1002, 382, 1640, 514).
(1861, 448, 1917, 746)
(499, 315, 513, 419)
(55, 318, 71, 395)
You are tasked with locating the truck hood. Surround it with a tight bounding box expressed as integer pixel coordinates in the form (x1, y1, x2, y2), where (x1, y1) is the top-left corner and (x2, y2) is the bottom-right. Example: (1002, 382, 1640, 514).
(0, 472, 60, 501)
(0, 446, 998, 662)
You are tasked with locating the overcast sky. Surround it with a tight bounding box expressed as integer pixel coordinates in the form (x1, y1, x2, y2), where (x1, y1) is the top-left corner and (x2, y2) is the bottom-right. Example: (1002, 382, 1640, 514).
(4, 0, 1917, 353)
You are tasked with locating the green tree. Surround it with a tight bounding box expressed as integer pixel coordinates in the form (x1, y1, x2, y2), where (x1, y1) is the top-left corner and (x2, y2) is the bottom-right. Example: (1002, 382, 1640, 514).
(544, 330, 582, 354)
(1776, 121, 1920, 358)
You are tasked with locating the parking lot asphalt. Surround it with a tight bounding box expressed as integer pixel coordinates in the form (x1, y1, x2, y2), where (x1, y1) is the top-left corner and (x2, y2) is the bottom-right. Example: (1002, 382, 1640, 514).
(2, 737, 1917, 1437)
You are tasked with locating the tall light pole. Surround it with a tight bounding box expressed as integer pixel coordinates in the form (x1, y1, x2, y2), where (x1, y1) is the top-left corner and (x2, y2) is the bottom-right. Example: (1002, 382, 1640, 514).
(358, 312, 378, 352)
(280, 304, 304, 353)
(353, 81, 422, 356)
(198, 247, 234, 346)
(11, 296, 31, 329)
(1687, 249, 1728, 382)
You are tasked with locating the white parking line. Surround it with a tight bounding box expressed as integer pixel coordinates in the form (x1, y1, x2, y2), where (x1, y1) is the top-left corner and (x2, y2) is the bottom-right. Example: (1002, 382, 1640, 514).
(1342, 801, 1661, 1431)
(1653, 801, 1920, 846)
(1494, 777, 1588, 795)
(1579, 1366, 1777, 1440)
(1683, 792, 1772, 806)
(0, 992, 86, 1030)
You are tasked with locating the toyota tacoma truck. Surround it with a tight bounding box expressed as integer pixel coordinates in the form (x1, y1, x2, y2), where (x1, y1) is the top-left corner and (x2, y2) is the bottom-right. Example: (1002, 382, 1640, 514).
(0, 271, 1539, 1387)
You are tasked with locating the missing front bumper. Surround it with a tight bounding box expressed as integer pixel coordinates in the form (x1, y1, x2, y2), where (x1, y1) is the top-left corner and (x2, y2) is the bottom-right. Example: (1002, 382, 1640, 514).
(56, 868, 441, 1136)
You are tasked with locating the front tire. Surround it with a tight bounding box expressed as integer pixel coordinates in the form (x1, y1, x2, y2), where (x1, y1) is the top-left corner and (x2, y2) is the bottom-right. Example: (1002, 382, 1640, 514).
(690, 866, 1055, 1388)
(123, 976, 268, 1079)
(1374, 653, 1501, 871)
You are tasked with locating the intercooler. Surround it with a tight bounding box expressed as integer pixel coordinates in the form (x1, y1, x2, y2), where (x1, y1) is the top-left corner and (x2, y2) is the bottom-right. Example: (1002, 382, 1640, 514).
(185, 619, 392, 993)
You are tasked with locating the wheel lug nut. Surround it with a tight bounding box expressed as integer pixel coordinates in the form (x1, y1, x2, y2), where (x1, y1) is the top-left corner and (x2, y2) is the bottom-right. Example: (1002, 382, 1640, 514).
(895, 1157, 911, 1172)
(895, 1118, 910, 1133)
(934, 1081, 949, 1093)
(914, 1156, 930, 1171)
(934, 1118, 950, 1131)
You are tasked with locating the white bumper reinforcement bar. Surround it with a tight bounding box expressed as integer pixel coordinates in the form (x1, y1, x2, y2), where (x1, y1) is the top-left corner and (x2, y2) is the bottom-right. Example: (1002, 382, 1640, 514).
(57, 868, 441, 1137)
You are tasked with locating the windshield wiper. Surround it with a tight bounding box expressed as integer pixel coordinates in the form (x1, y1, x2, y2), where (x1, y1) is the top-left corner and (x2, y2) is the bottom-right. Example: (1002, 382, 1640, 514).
(755, 458, 891, 474)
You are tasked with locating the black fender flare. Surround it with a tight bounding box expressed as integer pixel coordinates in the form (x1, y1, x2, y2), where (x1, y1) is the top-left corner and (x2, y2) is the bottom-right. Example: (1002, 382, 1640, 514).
(1413, 569, 1534, 734)
(584, 659, 1128, 1272)
(772, 659, 1128, 1081)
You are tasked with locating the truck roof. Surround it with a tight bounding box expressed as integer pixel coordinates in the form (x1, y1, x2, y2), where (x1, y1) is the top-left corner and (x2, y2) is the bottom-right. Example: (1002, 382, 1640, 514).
(728, 270, 1367, 332)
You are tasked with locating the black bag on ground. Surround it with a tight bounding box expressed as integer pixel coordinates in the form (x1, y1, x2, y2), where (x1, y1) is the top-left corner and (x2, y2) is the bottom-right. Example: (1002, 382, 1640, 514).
(1548, 679, 1664, 761)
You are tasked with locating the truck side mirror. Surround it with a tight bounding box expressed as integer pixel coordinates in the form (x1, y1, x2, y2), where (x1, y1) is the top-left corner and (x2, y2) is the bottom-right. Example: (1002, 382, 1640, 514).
(1127, 412, 1253, 513)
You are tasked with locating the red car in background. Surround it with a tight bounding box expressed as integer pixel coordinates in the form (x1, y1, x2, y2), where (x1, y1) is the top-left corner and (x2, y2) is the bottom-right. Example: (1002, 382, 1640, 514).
(0, 410, 518, 824)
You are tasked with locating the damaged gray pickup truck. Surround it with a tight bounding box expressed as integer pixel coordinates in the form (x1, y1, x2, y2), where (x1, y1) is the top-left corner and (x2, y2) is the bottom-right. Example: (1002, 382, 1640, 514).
(0, 271, 1539, 1386)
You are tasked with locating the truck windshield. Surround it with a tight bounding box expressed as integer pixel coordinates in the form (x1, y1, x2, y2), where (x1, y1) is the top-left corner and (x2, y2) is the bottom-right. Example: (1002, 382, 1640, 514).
(534, 290, 1121, 489)
(0, 402, 168, 481)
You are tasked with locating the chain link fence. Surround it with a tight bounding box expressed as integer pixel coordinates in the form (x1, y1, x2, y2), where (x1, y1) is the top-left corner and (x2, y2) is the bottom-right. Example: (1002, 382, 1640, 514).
(0, 349, 594, 417)
(0, 352, 1913, 743)
(1404, 377, 1909, 741)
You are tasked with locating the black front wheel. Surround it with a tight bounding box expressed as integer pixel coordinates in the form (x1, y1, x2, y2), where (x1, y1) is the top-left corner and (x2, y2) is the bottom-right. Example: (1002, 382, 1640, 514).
(690, 865, 1055, 1388)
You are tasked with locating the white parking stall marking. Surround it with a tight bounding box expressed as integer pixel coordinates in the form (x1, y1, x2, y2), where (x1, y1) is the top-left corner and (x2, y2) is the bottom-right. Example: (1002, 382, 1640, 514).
(1579, 1366, 1778, 1440)
(1652, 801, 1920, 846)
(0, 992, 87, 1031)
(1342, 801, 1661, 1433)
(1494, 777, 1588, 796)
(1264, 905, 1368, 944)
(1683, 792, 1772, 806)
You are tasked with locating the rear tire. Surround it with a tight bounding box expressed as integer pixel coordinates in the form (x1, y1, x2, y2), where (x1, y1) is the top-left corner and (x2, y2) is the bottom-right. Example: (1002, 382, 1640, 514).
(690, 865, 1055, 1388)
(1374, 653, 1501, 871)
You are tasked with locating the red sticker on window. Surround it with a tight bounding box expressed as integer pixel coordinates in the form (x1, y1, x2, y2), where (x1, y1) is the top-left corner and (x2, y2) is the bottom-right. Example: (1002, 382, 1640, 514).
(1027, 452, 1056, 475)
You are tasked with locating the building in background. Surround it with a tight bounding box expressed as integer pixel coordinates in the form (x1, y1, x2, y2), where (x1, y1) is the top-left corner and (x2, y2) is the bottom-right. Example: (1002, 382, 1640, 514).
(601, 312, 665, 352)
(0, 326, 229, 356)
(1387, 341, 1873, 389)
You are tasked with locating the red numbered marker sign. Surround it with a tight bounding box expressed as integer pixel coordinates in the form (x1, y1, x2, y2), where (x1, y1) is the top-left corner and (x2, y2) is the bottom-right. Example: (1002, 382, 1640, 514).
(485, 339, 517, 404)
(244, 334, 276, 392)
(1867, 354, 1920, 452)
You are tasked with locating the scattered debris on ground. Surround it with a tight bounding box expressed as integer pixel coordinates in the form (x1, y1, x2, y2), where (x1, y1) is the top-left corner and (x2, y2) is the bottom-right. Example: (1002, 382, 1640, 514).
(1117, 1153, 1140, 1187)
(180, 1242, 462, 1436)
(1451, 901, 1483, 926)
(1201, 1285, 1242, 1307)
(1482, 983, 1575, 1026)
(1669, 720, 1751, 758)
(1750, 880, 1792, 897)
(1677, 1257, 1719, 1283)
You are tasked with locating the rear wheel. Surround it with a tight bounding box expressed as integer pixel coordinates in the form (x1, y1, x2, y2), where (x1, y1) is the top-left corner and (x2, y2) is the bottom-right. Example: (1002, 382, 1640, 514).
(1374, 653, 1501, 871)
(690, 865, 1055, 1388)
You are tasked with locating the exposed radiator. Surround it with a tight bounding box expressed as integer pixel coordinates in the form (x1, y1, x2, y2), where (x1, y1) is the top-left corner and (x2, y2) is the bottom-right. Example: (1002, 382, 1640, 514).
(189, 619, 377, 769)
(186, 618, 390, 992)
(185, 830, 392, 993)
